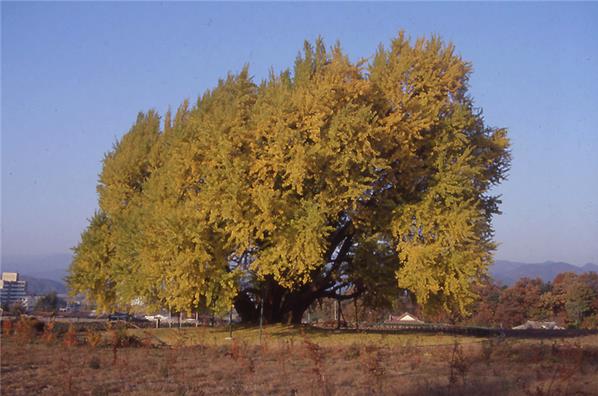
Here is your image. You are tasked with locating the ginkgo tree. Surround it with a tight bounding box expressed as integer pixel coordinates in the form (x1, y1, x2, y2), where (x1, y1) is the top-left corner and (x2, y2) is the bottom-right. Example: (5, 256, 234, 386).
(68, 32, 510, 324)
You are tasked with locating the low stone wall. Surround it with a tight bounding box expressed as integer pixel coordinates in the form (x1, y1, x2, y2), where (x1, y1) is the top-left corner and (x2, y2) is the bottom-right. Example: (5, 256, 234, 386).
(312, 322, 598, 338)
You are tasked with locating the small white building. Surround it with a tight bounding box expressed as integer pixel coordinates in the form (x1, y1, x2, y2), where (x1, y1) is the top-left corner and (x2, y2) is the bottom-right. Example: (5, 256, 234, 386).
(386, 312, 424, 324)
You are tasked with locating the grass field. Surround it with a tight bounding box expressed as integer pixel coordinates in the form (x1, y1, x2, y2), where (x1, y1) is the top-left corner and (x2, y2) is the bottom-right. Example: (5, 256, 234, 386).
(127, 324, 483, 348)
(2, 321, 598, 395)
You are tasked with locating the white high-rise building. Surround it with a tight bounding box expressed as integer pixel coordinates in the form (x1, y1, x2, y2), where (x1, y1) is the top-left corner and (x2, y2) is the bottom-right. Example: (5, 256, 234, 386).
(0, 272, 27, 308)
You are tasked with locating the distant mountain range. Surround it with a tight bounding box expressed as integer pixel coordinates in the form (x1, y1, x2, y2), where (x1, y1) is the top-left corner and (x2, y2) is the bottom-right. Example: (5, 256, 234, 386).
(1, 253, 71, 282)
(21, 275, 68, 295)
(2, 253, 597, 293)
(490, 260, 598, 285)
(2, 253, 71, 295)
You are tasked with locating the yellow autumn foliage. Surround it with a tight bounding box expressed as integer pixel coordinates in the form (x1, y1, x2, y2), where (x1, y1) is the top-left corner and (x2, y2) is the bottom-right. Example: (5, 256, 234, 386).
(68, 32, 509, 319)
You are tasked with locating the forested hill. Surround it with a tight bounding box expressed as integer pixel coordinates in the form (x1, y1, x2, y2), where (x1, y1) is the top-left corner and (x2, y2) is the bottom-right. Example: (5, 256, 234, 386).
(2, 253, 70, 295)
(491, 260, 598, 285)
(22, 276, 67, 295)
(1, 253, 70, 283)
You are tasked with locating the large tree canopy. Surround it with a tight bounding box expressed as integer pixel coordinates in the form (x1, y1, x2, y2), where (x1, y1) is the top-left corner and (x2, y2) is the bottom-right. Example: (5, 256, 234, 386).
(68, 33, 510, 323)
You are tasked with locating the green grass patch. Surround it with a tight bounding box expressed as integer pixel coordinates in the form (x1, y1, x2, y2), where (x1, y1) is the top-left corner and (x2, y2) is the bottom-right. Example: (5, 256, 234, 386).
(128, 324, 487, 347)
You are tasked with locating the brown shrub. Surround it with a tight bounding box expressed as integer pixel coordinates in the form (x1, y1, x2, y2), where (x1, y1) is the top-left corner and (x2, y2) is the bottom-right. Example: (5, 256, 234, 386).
(86, 329, 103, 348)
(1, 319, 14, 335)
(448, 340, 469, 390)
(41, 321, 56, 345)
(343, 342, 361, 360)
(15, 316, 38, 344)
(64, 323, 77, 347)
(360, 346, 386, 394)
(303, 339, 325, 386)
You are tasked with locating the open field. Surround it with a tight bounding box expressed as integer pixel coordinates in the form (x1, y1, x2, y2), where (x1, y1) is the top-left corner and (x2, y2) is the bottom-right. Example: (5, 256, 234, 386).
(127, 325, 484, 348)
(2, 322, 598, 395)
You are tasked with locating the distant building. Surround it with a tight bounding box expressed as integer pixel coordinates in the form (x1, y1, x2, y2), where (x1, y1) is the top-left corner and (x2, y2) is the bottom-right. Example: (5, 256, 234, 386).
(386, 312, 424, 324)
(22, 295, 40, 311)
(0, 272, 27, 308)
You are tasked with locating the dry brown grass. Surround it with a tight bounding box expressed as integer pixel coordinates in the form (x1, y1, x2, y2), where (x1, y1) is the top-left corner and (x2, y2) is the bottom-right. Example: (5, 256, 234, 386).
(2, 324, 598, 395)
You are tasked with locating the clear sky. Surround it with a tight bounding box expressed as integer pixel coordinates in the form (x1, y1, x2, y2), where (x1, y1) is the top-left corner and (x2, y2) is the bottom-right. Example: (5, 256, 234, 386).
(2, 2, 597, 266)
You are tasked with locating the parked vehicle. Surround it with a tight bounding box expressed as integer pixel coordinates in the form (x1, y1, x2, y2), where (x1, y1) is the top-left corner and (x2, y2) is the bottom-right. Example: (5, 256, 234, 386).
(108, 312, 130, 321)
(144, 314, 169, 322)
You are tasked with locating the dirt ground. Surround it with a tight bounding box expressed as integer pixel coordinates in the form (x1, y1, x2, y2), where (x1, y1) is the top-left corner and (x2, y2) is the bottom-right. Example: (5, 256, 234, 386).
(2, 326, 598, 395)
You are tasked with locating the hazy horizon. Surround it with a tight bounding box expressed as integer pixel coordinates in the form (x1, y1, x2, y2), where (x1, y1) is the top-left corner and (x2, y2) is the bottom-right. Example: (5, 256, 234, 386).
(2, 2, 597, 266)
(1, 252, 595, 281)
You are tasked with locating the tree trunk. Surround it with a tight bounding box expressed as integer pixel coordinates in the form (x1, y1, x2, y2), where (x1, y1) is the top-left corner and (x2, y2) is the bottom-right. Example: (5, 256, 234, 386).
(234, 291, 259, 322)
(234, 285, 315, 325)
(233, 220, 357, 324)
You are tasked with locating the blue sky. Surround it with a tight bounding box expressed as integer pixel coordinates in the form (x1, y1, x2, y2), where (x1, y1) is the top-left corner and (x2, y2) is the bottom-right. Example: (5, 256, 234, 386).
(2, 2, 597, 266)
